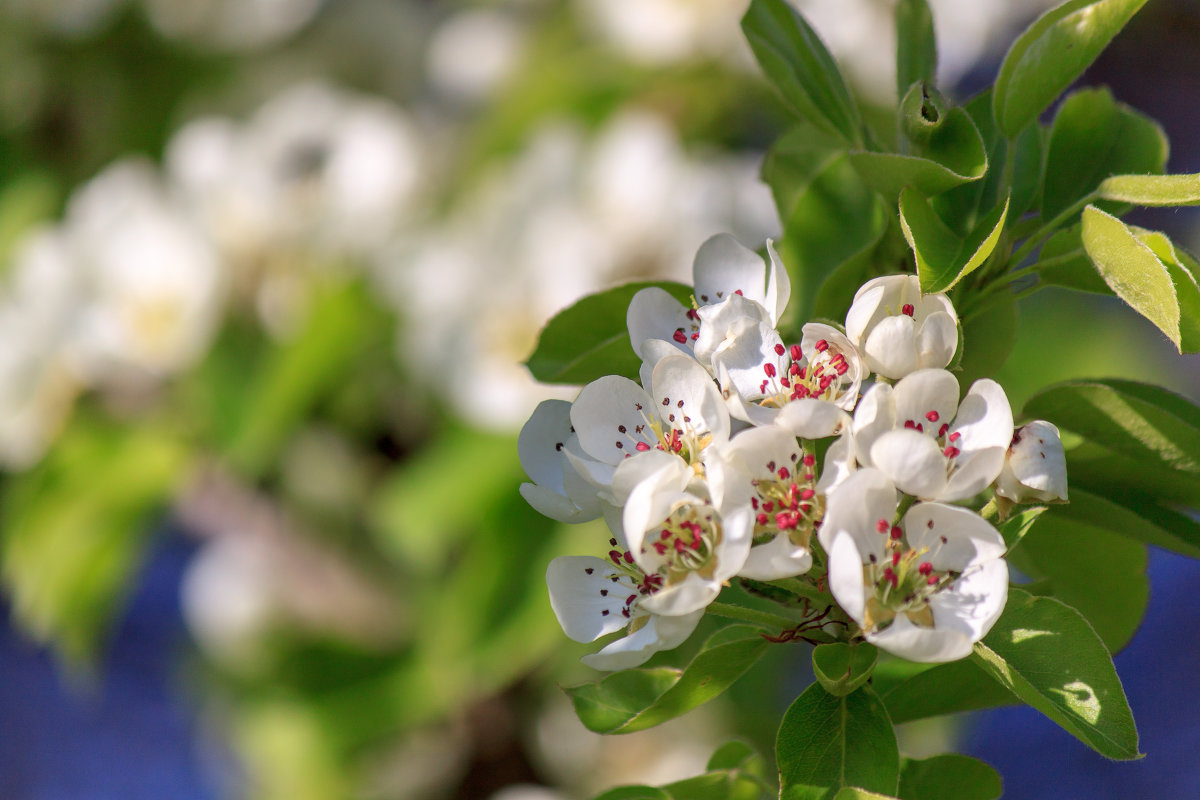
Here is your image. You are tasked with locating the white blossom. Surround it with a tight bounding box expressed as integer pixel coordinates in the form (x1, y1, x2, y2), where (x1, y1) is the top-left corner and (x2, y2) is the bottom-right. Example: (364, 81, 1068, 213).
(518, 399, 604, 523)
(994, 420, 1068, 504)
(821, 468, 1008, 663)
(845, 275, 957, 380)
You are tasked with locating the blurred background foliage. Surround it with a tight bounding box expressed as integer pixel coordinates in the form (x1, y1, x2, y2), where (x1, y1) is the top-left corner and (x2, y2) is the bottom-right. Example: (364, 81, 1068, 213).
(0, 1, 1198, 798)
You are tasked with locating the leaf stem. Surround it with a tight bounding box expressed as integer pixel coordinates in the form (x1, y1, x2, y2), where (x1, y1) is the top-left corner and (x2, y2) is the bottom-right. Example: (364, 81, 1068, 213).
(1009, 192, 1098, 268)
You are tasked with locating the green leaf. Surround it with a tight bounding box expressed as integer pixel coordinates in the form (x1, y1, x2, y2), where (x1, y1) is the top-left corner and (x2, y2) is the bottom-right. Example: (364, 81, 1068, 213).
(1034, 227, 1112, 294)
(1042, 88, 1167, 220)
(707, 740, 767, 774)
(1010, 514, 1149, 652)
(762, 124, 846, 222)
(593, 787, 672, 800)
(1100, 172, 1200, 206)
(525, 281, 692, 385)
(1080, 205, 1181, 350)
(930, 91, 1006, 236)
(957, 290, 1018, 387)
(741, 0, 863, 144)
(992, 0, 1149, 138)
(777, 684, 899, 800)
(778, 153, 889, 327)
(1052, 486, 1200, 560)
(971, 588, 1141, 760)
(878, 657, 1018, 724)
(1023, 379, 1200, 478)
(900, 187, 1008, 293)
(898, 755, 1002, 800)
(830, 790, 900, 800)
(997, 505, 1047, 552)
(1134, 231, 1200, 353)
(567, 626, 768, 734)
(664, 770, 772, 800)
(895, 0, 936, 100)
(850, 105, 988, 199)
(1, 422, 190, 664)
(1011, 121, 1047, 220)
(812, 643, 877, 697)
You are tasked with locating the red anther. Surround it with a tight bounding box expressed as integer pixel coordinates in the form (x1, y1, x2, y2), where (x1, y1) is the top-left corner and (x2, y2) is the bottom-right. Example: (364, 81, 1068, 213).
(943, 446, 961, 458)
(876, 519, 889, 533)
(902, 304, 915, 316)
(949, 431, 961, 442)
(756, 513, 769, 526)
(763, 501, 775, 512)
(789, 363, 802, 377)
(751, 497, 759, 509)
(774, 343, 786, 356)
(938, 423, 949, 438)
(764, 362, 777, 378)
(735, 289, 744, 296)
(918, 561, 933, 576)
(815, 339, 829, 352)
(673, 329, 687, 343)
(661, 529, 672, 540)
(798, 367, 807, 380)
(927, 575, 939, 585)
(925, 410, 940, 423)
(792, 386, 809, 400)
(690, 332, 699, 341)
(626, 594, 637, 605)
(609, 550, 623, 564)
(674, 538, 685, 553)
(884, 567, 899, 587)
(804, 473, 814, 481)
(803, 454, 816, 467)
(904, 419, 916, 429)
(689, 536, 702, 550)
(623, 551, 634, 564)
(890, 525, 903, 540)
(636, 441, 651, 451)
(781, 377, 791, 388)
(778, 466, 790, 479)
(622, 607, 631, 617)
(800, 488, 815, 501)
(800, 503, 812, 513)
(790, 344, 803, 361)
(820, 375, 834, 390)
(892, 551, 901, 566)
(775, 511, 797, 530)
(760, 380, 769, 394)
(915, 423, 924, 433)
(653, 542, 667, 555)
(686, 308, 699, 320)
(835, 363, 849, 375)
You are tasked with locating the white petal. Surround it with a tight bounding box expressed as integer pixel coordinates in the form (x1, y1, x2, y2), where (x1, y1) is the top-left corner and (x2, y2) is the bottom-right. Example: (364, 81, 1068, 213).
(951, 379, 1014, 454)
(866, 612, 975, 663)
(546, 556, 638, 643)
(817, 466, 896, 560)
(777, 399, 850, 439)
(851, 382, 896, 466)
(740, 535, 813, 580)
(845, 280, 888, 345)
(929, 558, 1009, 643)
(611, 449, 686, 507)
(816, 432, 857, 494)
(627, 287, 691, 359)
(693, 233, 768, 309)
(708, 318, 782, 404)
(712, 506, 754, 583)
(623, 467, 692, 567)
(563, 438, 617, 493)
(996, 420, 1068, 503)
(638, 571, 721, 616)
(693, 293, 770, 368)
(520, 482, 597, 523)
(915, 310, 958, 370)
(518, 399, 574, 492)
(825, 530, 866, 625)
(640, 338, 686, 390)
(869, 429, 948, 500)
(942, 447, 1006, 502)
(580, 609, 703, 671)
(571, 375, 656, 466)
(765, 239, 791, 326)
(863, 314, 918, 379)
(651, 355, 730, 446)
(892, 369, 960, 430)
(904, 502, 1006, 571)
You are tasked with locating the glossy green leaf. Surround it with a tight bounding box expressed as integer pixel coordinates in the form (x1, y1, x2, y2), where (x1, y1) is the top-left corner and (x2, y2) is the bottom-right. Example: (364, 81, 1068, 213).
(992, 0, 1149, 138)
(957, 290, 1018, 387)
(1135, 231, 1200, 353)
(1100, 172, 1200, 206)
(878, 657, 1018, 724)
(1042, 88, 1167, 220)
(741, 0, 863, 144)
(901, 187, 1008, 293)
(777, 684, 899, 800)
(812, 643, 877, 697)
(762, 125, 846, 222)
(1053, 486, 1200, 560)
(930, 91, 1005, 236)
(898, 755, 1002, 800)
(525, 281, 692, 385)
(664, 770, 772, 800)
(851, 105, 987, 199)
(567, 626, 768, 734)
(1080, 205, 1181, 350)
(1, 422, 190, 664)
(830, 790, 899, 800)
(997, 505, 1047, 552)
(1011, 514, 1149, 652)
(895, 0, 936, 100)
(1011, 121, 1047, 219)
(778, 153, 889, 327)
(972, 588, 1141, 760)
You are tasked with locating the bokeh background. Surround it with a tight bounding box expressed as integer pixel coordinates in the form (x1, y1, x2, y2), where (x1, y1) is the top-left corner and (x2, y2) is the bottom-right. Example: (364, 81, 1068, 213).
(1, 1, 1198, 798)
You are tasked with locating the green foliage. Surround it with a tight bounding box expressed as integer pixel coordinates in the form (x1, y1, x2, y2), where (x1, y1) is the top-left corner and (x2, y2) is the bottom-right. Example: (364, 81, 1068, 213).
(777, 684, 899, 800)
(525, 281, 692, 384)
(567, 626, 768, 734)
(876, 658, 1018, 724)
(992, 0, 1149, 138)
(592, 741, 774, 800)
(997, 506, 1047, 552)
(811, 643, 877, 697)
(1100, 172, 1200, 205)
(898, 755, 1002, 800)
(895, 0, 936, 100)
(972, 588, 1141, 760)
(900, 187, 1008, 293)
(741, 0, 863, 145)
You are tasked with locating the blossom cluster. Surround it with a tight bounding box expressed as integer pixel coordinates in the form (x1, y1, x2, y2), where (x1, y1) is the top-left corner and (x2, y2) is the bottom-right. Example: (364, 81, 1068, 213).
(521, 235, 1068, 668)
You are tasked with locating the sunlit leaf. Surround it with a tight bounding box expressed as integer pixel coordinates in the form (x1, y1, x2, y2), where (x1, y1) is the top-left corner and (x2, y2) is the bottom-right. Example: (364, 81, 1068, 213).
(812, 643, 877, 697)
(1099, 172, 1200, 206)
(898, 755, 1002, 800)
(895, 0, 936, 99)
(900, 187, 1008, 293)
(851, 104, 987, 199)
(878, 657, 1017, 724)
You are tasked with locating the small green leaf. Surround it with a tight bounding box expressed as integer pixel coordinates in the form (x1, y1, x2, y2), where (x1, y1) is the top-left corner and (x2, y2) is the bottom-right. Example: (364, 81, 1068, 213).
(1100, 172, 1200, 206)
(1080, 205, 1181, 350)
(1052, 487, 1200, 561)
(957, 290, 1018, 387)
(931, 91, 1007, 236)
(707, 740, 767, 774)
(851, 106, 988, 199)
(1134, 231, 1200, 353)
(762, 124, 846, 222)
(901, 187, 1008, 293)
(1042, 88, 1167, 220)
(992, 0, 1149, 138)
(741, 0, 863, 144)
(777, 684, 899, 800)
(898, 755, 1002, 800)
(593, 786, 672, 800)
(1034, 227, 1113, 294)
(997, 505, 1047, 552)
(895, 0, 936, 100)
(972, 588, 1141, 760)
(878, 657, 1018, 724)
(812, 643, 877, 697)
(830, 790, 900, 800)
(525, 281, 692, 385)
(567, 626, 767, 734)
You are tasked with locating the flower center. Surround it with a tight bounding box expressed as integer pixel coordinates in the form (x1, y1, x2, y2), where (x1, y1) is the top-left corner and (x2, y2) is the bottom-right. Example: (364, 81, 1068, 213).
(751, 451, 822, 548)
(756, 340, 854, 409)
(613, 399, 714, 467)
(603, 537, 665, 620)
(901, 408, 963, 460)
(862, 519, 956, 631)
(639, 502, 722, 583)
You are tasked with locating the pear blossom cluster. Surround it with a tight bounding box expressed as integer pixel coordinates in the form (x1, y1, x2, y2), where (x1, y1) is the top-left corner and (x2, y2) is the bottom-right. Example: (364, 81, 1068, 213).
(521, 234, 1068, 669)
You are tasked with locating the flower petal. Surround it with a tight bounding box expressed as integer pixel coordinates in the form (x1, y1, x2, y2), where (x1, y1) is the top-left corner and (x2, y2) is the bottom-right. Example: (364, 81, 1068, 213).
(580, 609, 704, 671)
(651, 354, 730, 445)
(862, 314, 918, 379)
(638, 571, 721, 616)
(693, 233, 768, 309)
(928, 558, 1009, 643)
(826, 529, 866, 625)
(904, 502, 1006, 571)
(518, 399, 574, 492)
(627, 286, 691, 359)
(817, 466, 896, 560)
(892, 369, 960, 430)
(951, 379, 1014, 454)
(765, 239, 791, 326)
(869, 429, 949, 500)
(571, 375, 656, 466)
(915, 309, 958, 370)
(776, 398, 850, 439)
(851, 382, 895, 466)
(866, 612, 975, 663)
(740, 534, 813, 580)
(546, 556, 639, 643)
